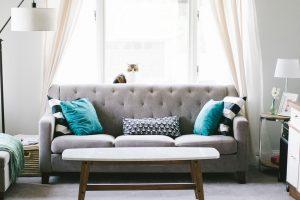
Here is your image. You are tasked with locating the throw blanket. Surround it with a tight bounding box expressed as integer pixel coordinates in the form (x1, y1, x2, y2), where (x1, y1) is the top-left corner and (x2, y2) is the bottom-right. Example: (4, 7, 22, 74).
(0, 133, 24, 183)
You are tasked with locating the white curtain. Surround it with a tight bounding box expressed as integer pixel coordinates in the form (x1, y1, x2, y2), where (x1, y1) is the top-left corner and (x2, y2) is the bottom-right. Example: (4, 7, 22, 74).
(211, 0, 264, 161)
(41, 0, 82, 113)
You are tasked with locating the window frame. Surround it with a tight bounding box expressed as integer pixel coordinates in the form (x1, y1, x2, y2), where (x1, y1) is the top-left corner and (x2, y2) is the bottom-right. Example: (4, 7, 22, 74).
(96, 0, 199, 84)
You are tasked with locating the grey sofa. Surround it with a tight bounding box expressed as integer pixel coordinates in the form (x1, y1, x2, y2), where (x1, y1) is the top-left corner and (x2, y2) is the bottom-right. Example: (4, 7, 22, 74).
(39, 84, 249, 184)
(0, 151, 11, 200)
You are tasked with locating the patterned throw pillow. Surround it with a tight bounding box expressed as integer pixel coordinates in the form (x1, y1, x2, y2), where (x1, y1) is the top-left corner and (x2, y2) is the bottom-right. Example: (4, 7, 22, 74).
(123, 116, 181, 138)
(48, 96, 72, 137)
(219, 96, 246, 136)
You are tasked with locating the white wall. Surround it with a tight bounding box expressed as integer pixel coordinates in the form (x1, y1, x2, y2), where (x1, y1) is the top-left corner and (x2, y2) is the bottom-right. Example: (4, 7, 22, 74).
(0, 0, 43, 135)
(256, 0, 300, 156)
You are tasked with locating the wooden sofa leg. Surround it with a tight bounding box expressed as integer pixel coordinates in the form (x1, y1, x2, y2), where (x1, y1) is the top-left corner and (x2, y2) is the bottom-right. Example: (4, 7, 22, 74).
(41, 173, 50, 184)
(236, 171, 246, 184)
(0, 191, 4, 200)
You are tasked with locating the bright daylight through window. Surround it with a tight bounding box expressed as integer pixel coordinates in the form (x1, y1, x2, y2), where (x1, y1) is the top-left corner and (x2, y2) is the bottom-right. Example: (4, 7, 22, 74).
(54, 0, 233, 85)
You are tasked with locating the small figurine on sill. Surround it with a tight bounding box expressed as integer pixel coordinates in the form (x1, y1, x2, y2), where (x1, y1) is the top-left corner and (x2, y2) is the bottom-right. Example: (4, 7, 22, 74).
(127, 64, 139, 83)
(113, 74, 127, 84)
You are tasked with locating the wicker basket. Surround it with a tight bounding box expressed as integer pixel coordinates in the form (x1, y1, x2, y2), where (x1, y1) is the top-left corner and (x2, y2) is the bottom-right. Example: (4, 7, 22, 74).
(14, 135, 40, 177)
(21, 144, 40, 176)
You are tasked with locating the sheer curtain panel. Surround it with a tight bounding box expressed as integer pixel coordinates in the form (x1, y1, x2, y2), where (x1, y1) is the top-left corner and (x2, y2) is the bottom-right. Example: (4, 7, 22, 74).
(41, 0, 83, 113)
(211, 0, 264, 160)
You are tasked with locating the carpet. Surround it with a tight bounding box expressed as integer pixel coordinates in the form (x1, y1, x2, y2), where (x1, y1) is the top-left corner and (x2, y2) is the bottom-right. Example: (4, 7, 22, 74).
(5, 169, 292, 200)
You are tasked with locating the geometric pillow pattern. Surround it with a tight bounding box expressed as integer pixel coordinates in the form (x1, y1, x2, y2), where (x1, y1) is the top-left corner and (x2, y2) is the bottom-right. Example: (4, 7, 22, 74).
(123, 116, 181, 138)
(48, 96, 72, 138)
(219, 96, 246, 136)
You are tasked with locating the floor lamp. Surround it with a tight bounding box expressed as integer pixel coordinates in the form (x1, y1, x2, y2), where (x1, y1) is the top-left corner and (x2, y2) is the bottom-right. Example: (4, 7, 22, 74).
(0, 0, 56, 132)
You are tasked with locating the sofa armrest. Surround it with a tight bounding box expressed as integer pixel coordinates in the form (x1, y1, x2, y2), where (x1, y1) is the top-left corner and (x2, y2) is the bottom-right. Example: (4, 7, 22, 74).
(0, 151, 9, 169)
(233, 115, 249, 144)
(233, 115, 249, 170)
(0, 151, 11, 192)
(39, 113, 55, 173)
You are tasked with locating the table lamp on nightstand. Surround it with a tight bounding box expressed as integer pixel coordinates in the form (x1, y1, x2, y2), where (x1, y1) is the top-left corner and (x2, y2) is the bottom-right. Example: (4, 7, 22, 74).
(274, 59, 300, 92)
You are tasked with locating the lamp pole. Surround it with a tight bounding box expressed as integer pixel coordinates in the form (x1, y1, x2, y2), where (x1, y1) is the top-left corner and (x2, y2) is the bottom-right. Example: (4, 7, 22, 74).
(285, 78, 288, 93)
(0, 0, 25, 133)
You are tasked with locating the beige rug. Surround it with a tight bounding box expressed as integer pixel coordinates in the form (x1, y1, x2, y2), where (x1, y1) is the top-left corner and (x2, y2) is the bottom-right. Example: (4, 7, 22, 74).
(5, 169, 292, 200)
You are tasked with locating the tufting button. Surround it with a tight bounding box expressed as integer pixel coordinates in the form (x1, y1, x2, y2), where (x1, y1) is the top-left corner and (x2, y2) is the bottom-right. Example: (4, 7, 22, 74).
(130, 88, 134, 93)
(188, 88, 192, 93)
(169, 88, 173, 93)
(112, 89, 115, 93)
(149, 88, 153, 93)
(93, 88, 97, 93)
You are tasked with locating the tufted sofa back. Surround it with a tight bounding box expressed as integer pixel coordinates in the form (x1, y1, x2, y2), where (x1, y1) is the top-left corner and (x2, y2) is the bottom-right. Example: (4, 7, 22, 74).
(48, 84, 238, 137)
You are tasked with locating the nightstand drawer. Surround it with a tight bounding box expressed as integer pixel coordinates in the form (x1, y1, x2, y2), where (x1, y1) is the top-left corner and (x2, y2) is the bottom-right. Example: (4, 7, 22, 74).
(288, 128, 300, 159)
(291, 108, 300, 130)
(287, 155, 300, 187)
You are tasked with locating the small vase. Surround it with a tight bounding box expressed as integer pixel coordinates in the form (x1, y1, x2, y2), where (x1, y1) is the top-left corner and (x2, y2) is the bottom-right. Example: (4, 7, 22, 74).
(269, 98, 276, 115)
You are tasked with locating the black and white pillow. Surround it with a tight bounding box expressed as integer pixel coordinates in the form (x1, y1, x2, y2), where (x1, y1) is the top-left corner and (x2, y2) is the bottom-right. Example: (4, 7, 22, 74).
(48, 96, 72, 137)
(123, 116, 181, 138)
(219, 96, 246, 136)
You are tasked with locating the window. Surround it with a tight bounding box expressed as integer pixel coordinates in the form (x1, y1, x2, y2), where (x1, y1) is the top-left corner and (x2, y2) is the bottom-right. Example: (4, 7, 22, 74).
(54, 0, 233, 85)
(54, 0, 98, 84)
(196, 0, 233, 84)
(104, 0, 190, 83)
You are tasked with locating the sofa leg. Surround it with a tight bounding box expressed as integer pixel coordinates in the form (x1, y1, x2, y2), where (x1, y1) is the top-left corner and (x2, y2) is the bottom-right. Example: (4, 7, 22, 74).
(41, 173, 50, 184)
(236, 171, 246, 184)
(0, 191, 4, 200)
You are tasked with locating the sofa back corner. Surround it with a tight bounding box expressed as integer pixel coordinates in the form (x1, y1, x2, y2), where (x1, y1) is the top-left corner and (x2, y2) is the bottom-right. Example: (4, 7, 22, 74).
(48, 84, 237, 137)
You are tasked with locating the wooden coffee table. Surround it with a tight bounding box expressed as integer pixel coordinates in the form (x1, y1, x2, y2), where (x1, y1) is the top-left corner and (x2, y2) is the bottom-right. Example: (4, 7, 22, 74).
(62, 147, 220, 200)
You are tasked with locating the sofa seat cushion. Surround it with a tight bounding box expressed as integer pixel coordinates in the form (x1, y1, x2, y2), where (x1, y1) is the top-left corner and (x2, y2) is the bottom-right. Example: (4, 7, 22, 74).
(0, 151, 10, 168)
(115, 135, 175, 147)
(51, 134, 115, 154)
(175, 134, 237, 155)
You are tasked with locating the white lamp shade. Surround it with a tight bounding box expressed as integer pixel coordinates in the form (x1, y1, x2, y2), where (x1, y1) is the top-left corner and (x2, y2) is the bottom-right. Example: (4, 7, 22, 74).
(11, 8, 57, 31)
(274, 59, 300, 78)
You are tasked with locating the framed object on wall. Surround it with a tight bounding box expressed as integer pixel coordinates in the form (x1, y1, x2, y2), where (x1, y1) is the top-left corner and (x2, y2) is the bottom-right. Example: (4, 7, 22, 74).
(278, 92, 298, 116)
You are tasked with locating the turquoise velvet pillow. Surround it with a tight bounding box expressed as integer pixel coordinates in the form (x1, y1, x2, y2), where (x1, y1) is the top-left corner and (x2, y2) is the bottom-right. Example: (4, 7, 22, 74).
(193, 100, 224, 136)
(60, 98, 103, 136)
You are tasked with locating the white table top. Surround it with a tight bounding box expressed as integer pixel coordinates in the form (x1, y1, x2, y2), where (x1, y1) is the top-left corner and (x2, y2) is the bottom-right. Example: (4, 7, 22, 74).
(62, 147, 220, 162)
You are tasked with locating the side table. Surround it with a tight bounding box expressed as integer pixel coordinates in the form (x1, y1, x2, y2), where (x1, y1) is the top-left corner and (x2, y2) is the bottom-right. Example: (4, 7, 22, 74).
(258, 113, 290, 171)
(14, 134, 40, 177)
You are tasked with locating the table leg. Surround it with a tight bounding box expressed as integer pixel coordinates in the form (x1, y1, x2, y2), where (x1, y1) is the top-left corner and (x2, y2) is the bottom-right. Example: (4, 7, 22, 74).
(78, 161, 90, 200)
(258, 118, 263, 171)
(190, 161, 199, 199)
(191, 161, 204, 200)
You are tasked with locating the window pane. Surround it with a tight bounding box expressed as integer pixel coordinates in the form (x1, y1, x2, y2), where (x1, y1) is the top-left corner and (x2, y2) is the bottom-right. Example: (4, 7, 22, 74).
(53, 0, 98, 84)
(104, 0, 190, 83)
(197, 0, 233, 85)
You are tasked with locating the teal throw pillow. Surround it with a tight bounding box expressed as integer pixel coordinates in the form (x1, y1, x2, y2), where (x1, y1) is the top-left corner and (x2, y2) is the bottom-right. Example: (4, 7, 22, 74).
(193, 100, 224, 136)
(60, 98, 103, 136)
